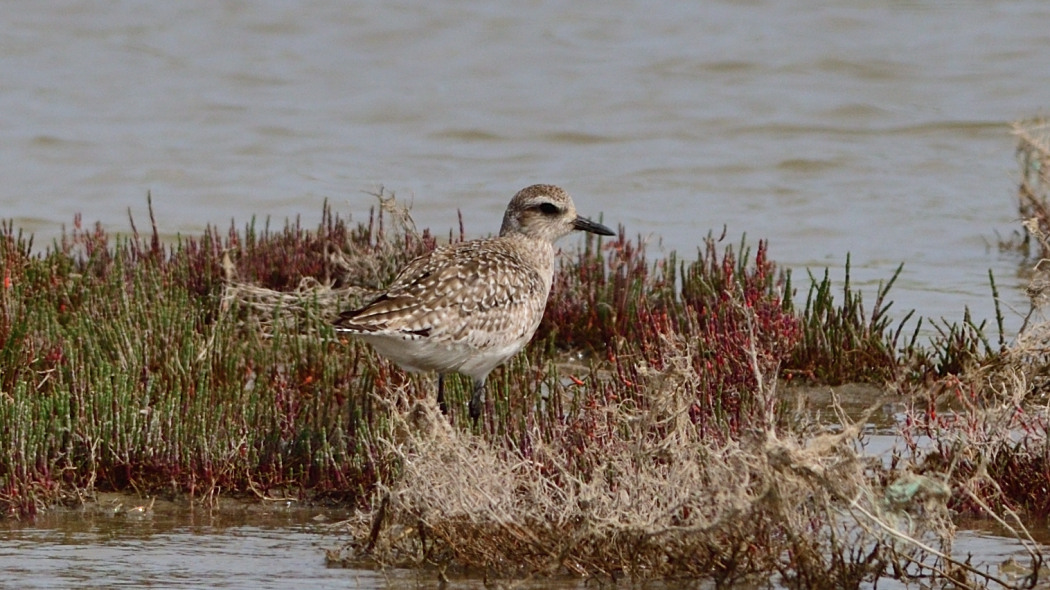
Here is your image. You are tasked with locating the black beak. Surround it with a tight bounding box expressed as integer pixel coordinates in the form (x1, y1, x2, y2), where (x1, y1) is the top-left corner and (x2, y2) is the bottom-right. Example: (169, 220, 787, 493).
(573, 216, 615, 236)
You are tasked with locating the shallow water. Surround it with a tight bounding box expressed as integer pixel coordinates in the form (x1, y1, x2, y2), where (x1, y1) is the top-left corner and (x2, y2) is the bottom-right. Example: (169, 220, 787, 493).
(0, 496, 584, 589)
(3, 1, 1049, 334)
(1, 490, 1045, 589)
(0, 497, 364, 589)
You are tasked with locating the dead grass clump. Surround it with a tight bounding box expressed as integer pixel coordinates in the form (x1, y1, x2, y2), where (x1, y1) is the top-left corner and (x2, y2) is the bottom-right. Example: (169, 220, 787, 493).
(329, 329, 992, 587)
(218, 189, 439, 336)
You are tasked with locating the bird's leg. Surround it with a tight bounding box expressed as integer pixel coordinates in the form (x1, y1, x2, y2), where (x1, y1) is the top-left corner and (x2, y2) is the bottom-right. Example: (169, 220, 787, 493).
(468, 380, 485, 425)
(437, 374, 449, 415)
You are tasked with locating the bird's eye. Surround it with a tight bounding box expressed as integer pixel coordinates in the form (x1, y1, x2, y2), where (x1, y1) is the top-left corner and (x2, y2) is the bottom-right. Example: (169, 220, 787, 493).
(536, 202, 560, 215)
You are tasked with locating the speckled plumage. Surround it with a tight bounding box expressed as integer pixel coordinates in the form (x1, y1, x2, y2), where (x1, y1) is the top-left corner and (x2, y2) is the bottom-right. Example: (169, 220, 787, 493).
(334, 184, 615, 423)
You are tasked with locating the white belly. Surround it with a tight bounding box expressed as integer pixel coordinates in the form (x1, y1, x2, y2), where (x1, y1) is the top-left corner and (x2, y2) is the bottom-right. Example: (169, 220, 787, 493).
(360, 333, 530, 381)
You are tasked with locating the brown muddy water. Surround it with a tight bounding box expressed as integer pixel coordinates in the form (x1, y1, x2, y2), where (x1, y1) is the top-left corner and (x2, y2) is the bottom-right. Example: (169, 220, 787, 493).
(0, 494, 363, 589)
(0, 494, 597, 589)
(1, 485, 1045, 589)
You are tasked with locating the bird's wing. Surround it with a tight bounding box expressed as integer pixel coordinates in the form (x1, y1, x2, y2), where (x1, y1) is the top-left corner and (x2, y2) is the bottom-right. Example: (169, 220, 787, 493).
(334, 239, 547, 339)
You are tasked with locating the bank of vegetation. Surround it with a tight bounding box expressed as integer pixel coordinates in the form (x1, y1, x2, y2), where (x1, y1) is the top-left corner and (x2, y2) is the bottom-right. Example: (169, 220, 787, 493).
(5, 121, 1050, 587)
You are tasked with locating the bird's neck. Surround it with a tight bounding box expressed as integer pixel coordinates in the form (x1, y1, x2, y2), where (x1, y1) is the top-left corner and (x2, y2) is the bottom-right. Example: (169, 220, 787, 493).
(503, 234, 556, 289)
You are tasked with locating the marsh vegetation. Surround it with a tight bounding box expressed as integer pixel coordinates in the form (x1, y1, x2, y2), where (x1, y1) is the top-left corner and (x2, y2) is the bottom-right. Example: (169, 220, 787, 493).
(6, 122, 1050, 587)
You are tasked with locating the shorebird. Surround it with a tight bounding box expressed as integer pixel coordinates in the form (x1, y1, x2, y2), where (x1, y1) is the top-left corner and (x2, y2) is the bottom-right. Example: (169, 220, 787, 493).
(333, 184, 615, 424)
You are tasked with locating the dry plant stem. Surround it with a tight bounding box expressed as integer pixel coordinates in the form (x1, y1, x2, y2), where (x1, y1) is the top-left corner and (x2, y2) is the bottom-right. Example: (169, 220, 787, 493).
(373, 187, 420, 238)
(962, 482, 1043, 575)
(1019, 218, 1050, 334)
(848, 499, 1019, 589)
(366, 492, 389, 553)
(742, 295, 776, 434)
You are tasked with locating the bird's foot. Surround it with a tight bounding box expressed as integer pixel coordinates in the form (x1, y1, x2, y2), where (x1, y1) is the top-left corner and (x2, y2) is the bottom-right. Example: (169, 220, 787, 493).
(469, 383, 485, 426)
(437, 375, 449, 415)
